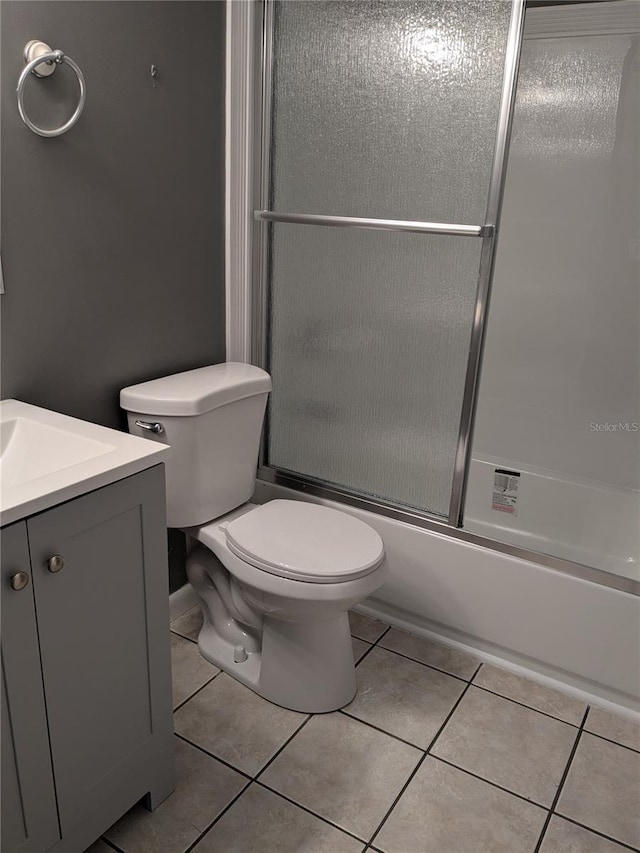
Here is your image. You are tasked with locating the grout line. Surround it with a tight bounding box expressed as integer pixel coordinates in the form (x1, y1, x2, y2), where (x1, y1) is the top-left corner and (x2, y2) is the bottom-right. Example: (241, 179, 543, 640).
(354, 641, 377, 667)
(367, 677, 475, 848)
(101, 838, 125, 853)
(551, 814, 640, 853)
(430, 755, 549, 811)
(372, 644, 478, 686)
(182, 778, 253, 853)
(471, 683, 583, 728)
(354, 650, 372, 665)
(170, 628, 199, 644)
(533, 707, 589, 853)
(581, 729, 640, 756)
(350, 631, 388, 647)
(177, 713, 312, 784)
(254, 714, 313, 780)
(373, 625, 392, 644)
(470, 662, 484, 681)
(176, 720, 369, 851)
(172, 671, 222, 714)
(339, 709, 428, 752)
(255, 780, 369, 846)
(174, 732, 252, 780)
(175, 717, 316, 851)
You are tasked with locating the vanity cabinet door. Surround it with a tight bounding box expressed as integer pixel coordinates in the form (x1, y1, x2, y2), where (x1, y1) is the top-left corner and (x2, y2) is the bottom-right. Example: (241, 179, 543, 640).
(27, 465, 173, 845)
(1, 521, 60, 853)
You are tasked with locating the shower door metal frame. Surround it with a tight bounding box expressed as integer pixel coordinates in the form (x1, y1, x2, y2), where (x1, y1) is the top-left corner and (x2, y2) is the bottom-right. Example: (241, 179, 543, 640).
(252, 0, 526, 528)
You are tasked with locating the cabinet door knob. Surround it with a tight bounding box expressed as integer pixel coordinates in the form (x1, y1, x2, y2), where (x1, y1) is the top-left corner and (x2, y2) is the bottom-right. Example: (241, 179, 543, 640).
(47, 555, 65, 573)
(10, 571, 30, 591)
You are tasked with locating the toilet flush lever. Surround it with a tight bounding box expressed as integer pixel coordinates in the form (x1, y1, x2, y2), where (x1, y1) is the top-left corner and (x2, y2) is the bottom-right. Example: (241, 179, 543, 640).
(135, 420, 164, 435)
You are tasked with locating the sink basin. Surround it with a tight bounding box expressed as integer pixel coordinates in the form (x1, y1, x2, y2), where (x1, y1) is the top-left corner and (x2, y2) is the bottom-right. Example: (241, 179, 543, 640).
(0, 400, 170, 526)
(0, 416, 114, 489)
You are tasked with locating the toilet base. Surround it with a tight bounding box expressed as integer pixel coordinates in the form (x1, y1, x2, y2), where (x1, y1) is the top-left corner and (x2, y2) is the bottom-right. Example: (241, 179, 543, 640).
(197, 611, 356, 713)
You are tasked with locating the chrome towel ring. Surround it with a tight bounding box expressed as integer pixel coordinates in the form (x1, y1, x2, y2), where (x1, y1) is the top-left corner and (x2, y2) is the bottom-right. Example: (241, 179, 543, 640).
(17, 40, 86, 137)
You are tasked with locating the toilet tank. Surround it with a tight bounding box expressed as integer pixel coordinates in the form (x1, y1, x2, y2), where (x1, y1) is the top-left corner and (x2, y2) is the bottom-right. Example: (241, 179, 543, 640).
(120, 364, 272, 528)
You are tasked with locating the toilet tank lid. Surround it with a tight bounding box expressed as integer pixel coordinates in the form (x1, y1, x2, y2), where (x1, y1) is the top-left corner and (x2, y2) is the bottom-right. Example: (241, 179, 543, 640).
(120, 363, 272, 416)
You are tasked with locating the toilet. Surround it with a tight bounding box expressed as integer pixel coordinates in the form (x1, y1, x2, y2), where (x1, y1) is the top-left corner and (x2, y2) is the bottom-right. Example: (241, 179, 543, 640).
(120, 363, 387, 713)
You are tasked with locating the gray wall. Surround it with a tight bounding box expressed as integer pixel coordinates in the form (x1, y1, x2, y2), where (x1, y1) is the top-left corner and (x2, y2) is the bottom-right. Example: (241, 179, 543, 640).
(1, 0, 226, 591)
(1, 0, 226, 430)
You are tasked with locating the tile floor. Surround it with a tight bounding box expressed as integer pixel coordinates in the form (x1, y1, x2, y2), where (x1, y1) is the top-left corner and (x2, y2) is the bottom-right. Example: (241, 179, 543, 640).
(89, 608, 640, 853)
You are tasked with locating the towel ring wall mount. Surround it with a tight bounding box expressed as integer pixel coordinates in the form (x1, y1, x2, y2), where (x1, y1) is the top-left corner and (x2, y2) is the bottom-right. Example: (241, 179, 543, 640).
(17, 40, 86, 137)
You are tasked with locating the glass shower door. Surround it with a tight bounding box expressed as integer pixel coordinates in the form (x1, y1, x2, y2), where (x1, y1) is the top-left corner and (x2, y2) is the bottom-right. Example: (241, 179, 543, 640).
(256, 0, 523, 523)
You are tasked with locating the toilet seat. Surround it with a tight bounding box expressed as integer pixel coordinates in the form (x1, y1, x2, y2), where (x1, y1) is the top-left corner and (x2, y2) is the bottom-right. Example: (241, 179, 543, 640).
(224, 500, 385, 584)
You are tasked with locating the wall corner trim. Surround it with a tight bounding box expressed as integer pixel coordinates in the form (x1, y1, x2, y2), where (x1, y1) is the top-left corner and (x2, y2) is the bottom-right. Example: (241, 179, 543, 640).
(226, 0, 255, 364)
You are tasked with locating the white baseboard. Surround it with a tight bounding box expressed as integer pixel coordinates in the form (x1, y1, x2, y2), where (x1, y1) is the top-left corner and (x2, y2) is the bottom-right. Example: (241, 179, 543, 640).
(169, 583, 198, 621)
(357, 598, 640, 720)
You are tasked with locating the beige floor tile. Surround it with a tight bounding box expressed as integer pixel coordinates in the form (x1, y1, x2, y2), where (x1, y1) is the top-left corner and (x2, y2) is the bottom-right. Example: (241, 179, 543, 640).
(171, 633, 219, 709)
(432, 686, 577, 806)
(105, 737, 247, 853)
(585, 706, 640, 752)
(557, 733, 640, 849)
(174, 673, 307, 775)
(259, 712, 421, 841)
(349, 611, 388, 643)
(474, 665, 586, 725)
(540, 816, 631, 852)
(375, 757, 546, 853)
(379, 628, 479, 680)
(192, 784, 364, 853)
(352, 637, 371, 664)
(345, 647, 465, 747)
(171, 606, 203, 643)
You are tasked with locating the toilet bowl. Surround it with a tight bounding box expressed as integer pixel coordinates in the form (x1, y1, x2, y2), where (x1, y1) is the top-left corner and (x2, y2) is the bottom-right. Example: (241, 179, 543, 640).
(120, 363, 387, 713)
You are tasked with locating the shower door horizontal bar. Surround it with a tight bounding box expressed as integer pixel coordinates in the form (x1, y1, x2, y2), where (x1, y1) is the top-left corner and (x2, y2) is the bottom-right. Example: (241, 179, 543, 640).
(254, 210, 491, 238)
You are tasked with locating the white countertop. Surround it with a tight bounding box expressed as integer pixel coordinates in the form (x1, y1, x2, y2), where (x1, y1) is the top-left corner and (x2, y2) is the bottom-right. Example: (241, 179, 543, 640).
(0, 400, 171, 526)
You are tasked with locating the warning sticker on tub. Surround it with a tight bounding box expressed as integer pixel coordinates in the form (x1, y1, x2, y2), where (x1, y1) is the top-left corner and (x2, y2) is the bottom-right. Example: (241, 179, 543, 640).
(492, 468, 520, 516)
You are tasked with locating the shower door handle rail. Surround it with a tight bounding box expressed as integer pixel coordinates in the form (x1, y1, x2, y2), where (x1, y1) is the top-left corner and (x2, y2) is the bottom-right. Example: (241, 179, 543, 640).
(254, 210, 492, 239)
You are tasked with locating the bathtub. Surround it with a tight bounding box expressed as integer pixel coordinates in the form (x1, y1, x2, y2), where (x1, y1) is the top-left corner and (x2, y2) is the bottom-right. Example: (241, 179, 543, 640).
(464, 456, 639, 582)
(254, 478, 640, 716)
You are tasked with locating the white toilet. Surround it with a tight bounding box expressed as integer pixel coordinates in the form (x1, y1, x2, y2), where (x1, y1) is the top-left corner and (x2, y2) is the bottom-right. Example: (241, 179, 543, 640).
(120, 363, 387, 713)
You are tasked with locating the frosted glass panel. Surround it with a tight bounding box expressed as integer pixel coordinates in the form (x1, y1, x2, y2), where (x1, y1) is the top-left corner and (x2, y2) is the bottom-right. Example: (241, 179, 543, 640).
(267, 224, 483, 518)
(270, 0, 512, 223)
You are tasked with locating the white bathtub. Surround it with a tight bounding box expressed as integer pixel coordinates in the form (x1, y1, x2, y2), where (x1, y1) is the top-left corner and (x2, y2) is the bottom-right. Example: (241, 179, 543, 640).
(255, 479, 640, 715)
(464, 456, 639, 582)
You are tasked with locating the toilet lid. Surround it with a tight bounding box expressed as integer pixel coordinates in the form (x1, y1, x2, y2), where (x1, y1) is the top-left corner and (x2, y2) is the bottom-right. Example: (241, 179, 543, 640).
(224, 500, 385, 583)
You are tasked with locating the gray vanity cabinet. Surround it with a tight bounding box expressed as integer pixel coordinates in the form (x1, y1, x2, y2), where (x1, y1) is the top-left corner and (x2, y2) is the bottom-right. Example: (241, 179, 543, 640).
(1, 465, 175, 853)
(2, 521, 60, 853)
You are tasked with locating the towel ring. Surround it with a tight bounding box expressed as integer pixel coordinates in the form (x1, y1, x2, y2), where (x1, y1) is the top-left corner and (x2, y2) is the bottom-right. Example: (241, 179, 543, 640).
(17, 40, 86, 138)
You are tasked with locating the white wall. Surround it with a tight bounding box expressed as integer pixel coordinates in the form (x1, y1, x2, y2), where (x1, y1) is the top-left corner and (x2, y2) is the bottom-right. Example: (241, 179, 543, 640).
(472, 27, 640, 491)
